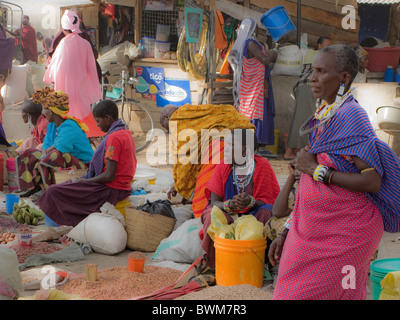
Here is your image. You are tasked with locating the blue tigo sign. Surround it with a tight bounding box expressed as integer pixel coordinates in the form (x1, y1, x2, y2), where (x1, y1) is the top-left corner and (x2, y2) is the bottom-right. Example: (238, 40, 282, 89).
(135, 66, 165, 94)
(156, 78, 191, 107)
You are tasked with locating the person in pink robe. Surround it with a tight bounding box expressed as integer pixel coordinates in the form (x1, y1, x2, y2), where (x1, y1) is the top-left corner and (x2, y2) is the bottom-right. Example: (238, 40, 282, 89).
(43, 10, 104, 139)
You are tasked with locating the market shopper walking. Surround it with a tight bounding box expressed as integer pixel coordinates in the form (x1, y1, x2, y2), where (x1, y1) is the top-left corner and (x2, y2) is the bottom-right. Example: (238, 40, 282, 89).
(44, 10, 104, 140)
(273, 44, 400, 300)
(6, 15, 37, 64)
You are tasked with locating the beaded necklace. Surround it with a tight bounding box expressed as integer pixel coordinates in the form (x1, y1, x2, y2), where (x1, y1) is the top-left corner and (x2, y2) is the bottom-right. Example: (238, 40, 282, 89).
(233, 159, 255, 194)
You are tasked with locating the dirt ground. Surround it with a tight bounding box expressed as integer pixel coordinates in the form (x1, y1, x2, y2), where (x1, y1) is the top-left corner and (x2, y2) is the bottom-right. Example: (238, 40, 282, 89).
(2, 105, 400, 300)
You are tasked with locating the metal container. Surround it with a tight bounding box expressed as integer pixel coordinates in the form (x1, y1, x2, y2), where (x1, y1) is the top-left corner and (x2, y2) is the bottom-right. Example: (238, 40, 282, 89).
(376, 106, 400, 135)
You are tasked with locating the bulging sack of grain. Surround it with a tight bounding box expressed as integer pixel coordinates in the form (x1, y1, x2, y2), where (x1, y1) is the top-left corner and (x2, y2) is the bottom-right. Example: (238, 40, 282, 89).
(67, 202, 127, 255)
(1, 64, 29, 106)
(271, 45, 302, 76)
(152, 218, 205, 264)
(0, 247, 23, 300)
(125, 207, 176, 252)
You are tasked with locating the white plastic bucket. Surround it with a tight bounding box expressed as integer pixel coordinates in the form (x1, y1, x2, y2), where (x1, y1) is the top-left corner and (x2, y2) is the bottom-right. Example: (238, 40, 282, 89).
(154, 41, 171, 59)
(156, 24, 170, 42)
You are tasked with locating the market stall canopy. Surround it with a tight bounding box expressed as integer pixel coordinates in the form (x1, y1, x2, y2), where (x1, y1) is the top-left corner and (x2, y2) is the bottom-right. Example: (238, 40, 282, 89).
(217, 0, 360, 47)
(357, 0, 400, 3)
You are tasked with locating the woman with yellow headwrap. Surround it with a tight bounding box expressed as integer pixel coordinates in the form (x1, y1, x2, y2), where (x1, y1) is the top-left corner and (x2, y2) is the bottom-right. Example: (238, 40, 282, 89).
(15, 87, 94, 197)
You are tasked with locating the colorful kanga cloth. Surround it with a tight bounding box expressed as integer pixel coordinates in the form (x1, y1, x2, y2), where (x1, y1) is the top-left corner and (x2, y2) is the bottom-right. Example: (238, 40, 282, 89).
(274, 95, 400, 300)
(170, 104, 255, 200)
(16, 148, 88, 192)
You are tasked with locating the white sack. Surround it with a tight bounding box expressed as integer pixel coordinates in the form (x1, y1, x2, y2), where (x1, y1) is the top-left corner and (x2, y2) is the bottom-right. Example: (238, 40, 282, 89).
(151, 218, 204, 264)
(271, 45, 303, 76)
(67, 202, 127, 255)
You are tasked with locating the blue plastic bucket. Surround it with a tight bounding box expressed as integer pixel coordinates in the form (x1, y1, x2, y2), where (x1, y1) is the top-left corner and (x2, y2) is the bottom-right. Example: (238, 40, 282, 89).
(260, 6, 296, 42)
(45, 214, 61, 227)
(5, 194, 19, 214)
(370, 258, 400, 300)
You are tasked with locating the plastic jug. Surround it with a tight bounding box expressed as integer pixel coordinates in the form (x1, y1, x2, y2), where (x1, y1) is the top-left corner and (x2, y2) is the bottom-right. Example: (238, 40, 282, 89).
(138, 40, 144, 57)
(384, 65, 394, 82)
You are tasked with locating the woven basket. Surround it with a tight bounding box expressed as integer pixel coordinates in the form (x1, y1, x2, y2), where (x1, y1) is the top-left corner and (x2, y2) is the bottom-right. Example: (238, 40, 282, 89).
(125, 207, 176, 252)
(54, 169, 87, 184)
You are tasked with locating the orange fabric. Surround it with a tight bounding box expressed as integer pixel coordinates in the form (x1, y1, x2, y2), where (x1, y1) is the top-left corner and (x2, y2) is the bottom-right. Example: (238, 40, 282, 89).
(192, 140, 225, 218)
(82, 112, 106, 138)
(215, 10, 227, 50)
(217, 42, 233, 81)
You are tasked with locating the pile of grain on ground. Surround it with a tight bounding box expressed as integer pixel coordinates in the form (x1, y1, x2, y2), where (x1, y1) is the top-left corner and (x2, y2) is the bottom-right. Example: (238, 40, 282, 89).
(57, 265, 183, 300)
(0, 215, 31, 232)
(175, 284, 273, 300)
(9, 242, 63, 263)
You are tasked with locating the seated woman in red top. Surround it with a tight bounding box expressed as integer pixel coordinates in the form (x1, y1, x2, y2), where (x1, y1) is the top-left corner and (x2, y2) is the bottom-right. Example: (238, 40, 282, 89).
(201, 128, 280, 268)
(16, 99, 49, 154)
(37, 99, 137, 227)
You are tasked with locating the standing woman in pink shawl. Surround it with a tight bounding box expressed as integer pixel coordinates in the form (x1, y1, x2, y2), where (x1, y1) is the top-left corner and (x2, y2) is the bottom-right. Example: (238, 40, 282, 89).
(44, 10, 104, 141)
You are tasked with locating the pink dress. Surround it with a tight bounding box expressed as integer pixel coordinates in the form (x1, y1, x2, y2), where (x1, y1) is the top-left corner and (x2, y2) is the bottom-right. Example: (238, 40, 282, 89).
(44, 33, 103, 137)
(273, 153, 383, 300)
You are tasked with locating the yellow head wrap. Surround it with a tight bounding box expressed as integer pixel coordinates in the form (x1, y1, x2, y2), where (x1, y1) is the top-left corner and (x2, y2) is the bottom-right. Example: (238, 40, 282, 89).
(32, 87, 89, 132)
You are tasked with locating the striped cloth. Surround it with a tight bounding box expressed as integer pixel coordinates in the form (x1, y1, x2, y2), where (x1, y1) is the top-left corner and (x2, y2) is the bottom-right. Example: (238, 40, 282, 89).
(84, 119, 126, 179)
(239, 39, 265, 120)
(192, 139, 225, 218)
(308, 95, 400, 233)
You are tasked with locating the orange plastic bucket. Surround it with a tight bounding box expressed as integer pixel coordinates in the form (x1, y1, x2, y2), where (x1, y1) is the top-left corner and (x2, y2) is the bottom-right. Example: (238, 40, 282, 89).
(214, 236, 266, 288)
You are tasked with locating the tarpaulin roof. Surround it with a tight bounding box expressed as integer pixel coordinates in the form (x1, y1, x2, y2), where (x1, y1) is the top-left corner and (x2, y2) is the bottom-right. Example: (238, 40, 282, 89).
(357, 0, 400, 4)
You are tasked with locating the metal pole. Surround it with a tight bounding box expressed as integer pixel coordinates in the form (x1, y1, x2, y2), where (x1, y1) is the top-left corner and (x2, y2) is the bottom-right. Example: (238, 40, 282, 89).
(297, 0, 301, 47)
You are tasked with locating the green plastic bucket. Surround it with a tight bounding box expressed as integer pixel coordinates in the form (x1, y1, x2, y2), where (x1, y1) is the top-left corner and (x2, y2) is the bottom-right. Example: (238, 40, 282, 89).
(370, 258, 400, 300)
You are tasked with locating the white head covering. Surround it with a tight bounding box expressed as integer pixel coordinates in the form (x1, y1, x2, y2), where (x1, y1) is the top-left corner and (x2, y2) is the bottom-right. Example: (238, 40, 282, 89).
(61, 10, 82, 34)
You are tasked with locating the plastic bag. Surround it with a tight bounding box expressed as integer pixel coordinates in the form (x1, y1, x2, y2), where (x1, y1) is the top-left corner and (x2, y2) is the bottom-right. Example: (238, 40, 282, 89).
(0, 248, 23, 300)
(137, 199, 175, 219)
(152, 218, 205, 264)
(233, 215, 264, 240)
(379, 271, 400, 300)
(207, 206, 229, 241)
(207, 206, 264, 241)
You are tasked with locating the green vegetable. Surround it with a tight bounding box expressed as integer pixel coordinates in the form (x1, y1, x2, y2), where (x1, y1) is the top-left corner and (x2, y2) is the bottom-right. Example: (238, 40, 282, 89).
(12, 201, 45, 225)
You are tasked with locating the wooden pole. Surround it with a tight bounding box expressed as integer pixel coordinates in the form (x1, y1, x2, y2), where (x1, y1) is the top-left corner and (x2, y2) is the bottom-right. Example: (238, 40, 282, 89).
(134, 0, 142, 45)
(207, 0, 216, 104)
(297, 0, 301, 47)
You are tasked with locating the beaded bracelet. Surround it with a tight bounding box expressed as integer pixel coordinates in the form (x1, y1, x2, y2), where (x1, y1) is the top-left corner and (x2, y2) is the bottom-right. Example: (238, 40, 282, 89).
(247, 195, 256, 209)
(223, 200, 234, 213)
(313, 165, 328, 182)
(322, 167, 336, 185)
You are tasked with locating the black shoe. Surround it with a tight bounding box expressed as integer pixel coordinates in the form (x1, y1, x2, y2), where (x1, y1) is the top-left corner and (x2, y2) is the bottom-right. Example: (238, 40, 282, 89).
(18, 186, 41, 197)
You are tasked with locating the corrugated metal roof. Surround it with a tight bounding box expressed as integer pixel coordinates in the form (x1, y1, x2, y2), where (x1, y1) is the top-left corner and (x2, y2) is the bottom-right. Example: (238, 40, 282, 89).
(357, 0, 400, 4)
